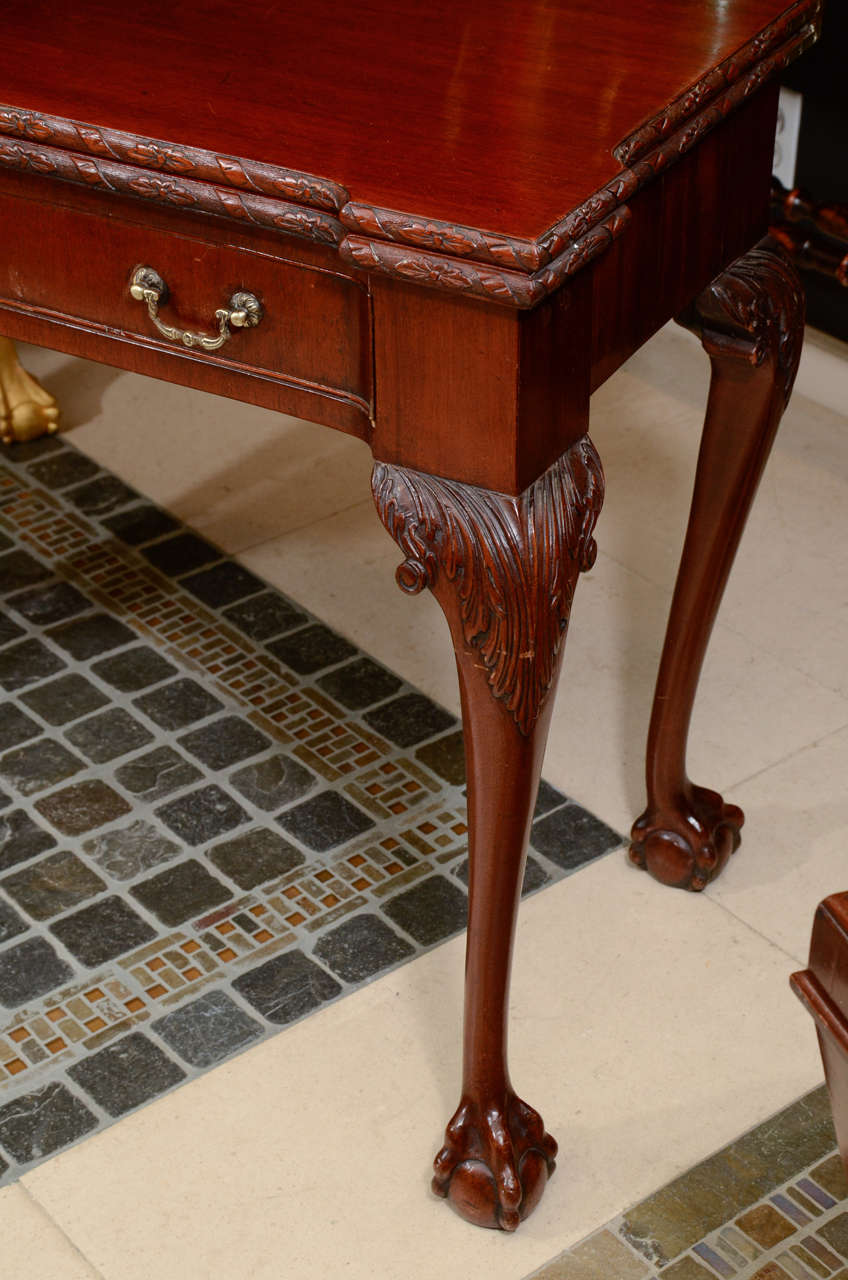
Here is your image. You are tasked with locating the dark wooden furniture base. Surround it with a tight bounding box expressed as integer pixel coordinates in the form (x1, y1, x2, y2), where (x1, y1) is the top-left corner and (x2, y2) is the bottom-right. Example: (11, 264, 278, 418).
(792, 895, 848, 1178)
(0, 0, 819, 1230)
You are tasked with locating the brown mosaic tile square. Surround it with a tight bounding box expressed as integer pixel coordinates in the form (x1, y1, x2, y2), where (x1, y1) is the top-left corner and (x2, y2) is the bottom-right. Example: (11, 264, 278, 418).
(819, 1212, 848, 1260)
(35, 780, 132, 836)
(749, 1265, 793, 1279)
(0, 737, 84, 795)
(619, 1089, 836, 1266)
(1, 851, 106, 921)
(812, 1154, 848, 1200)
(113, 746, 202, 803)
(736, 1205, 799, 1248)
(529, 1229, 651, 1279)
(20, 673, 109, 726)
(130, 859, 233, 926)
(654, 1258, 713, 1280)
(0, 809, 57, 871)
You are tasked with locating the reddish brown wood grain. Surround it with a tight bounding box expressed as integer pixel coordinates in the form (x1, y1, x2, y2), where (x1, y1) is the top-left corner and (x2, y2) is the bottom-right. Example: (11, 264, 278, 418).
(0, 0, 819, 244)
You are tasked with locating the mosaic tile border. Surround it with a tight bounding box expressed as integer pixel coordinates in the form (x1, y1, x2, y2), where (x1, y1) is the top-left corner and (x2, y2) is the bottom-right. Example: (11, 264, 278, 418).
(0, 433, 624, 1186)
(527, 1087, 848, 1280)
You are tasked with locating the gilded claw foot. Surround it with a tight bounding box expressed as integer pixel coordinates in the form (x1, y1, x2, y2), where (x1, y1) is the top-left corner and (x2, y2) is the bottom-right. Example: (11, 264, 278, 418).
(629, 784, 744, 891)
(0, 338, 60, 445)
(432, 1092, 557, 1231)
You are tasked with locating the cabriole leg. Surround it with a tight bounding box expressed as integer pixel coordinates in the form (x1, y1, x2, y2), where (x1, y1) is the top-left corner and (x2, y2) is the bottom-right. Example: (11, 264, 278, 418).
(373, 436, 604, 1230)
(0, 337, 60, 445)
(630, 238, 804, 891)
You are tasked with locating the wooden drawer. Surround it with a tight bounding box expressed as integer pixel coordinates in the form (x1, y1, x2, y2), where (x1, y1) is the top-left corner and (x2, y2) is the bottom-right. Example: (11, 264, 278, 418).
(0, 183, 372, 433)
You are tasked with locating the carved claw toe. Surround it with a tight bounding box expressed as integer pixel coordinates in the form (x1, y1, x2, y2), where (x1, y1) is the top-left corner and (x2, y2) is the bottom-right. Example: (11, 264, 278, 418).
(629, 784, 744, 890)
(432, 1092, 557, 1230)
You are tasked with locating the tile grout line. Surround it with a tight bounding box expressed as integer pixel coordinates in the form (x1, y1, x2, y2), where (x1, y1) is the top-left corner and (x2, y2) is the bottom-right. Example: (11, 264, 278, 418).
(16, 1178, 108, 1279)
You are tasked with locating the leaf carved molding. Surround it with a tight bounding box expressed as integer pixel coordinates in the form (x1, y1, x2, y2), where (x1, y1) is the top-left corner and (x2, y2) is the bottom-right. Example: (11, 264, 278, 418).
(372, 439, 604, 736)
(0, 1, 821, 302)
(683, 238, 805, 406)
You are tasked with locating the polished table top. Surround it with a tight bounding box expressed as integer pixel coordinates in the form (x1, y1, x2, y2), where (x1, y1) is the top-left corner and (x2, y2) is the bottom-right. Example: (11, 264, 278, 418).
(0, 0, 820, 247)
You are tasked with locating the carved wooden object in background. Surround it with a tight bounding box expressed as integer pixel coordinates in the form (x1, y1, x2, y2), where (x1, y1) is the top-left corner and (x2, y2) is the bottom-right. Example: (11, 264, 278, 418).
(770, 177, 848, 287)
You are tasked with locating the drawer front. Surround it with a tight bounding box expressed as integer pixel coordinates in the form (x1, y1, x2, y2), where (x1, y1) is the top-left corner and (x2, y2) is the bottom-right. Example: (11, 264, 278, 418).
(0, 186, 372, 414)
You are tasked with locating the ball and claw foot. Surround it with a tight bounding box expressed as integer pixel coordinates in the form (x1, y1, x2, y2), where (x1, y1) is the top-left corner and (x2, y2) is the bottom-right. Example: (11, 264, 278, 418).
(432, 1091, 557, 1231)
(0, 349, 60, 445)
(629, 784, 744, 891)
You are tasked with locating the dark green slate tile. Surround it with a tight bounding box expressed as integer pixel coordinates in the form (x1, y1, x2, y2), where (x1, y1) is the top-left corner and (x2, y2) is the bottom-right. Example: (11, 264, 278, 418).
(317, 657, 403, 710)
(27, 452, 99, 489)
(142, 532, 220, 577)
(267, 623, 356, 675)
(50, 896, 156, 966)
(91, 645, 177, 693)
(232, 948, 341, 1024)
(0, 737, 84, 795)
(530, 804, 622, 871)
(21, 673, 109, 726)
(101, 504, 179, 547)
(152, 990, 263, 1067)
(47, 613, 135, 660)
(134, 678, 224, 731)
(67, 1032, 186, 1116)
(1, 850, 106, 921)
(177, 715, 271, 771)
(223, 591, 306, 641)
(229, 753, 316, 812)
(383, 874, 467, 946)
(0, 809, 57, 871)
(313, 913, 413, 983)
(181, 561, 264, 607)
(0, 701, 42, 750)
(64, 706, 154, 763)
(415, 730, 465, 785)
(0, 638, 65, 691)
(277, 790, 374, 852)
(364, 692, 455, 748)
(209, 829, 305, 889)
(155, 785, 248, 846)
(35, 780, 132, 836)
(0, 1083, 97, 1163)
(130, 859, 233, 926)
(0, 937, 72, 1008)
(0, 549, 52, 594)
(66, 474, 137, 516)
(82, 819, 181, 881)
(113, 745, 202, 803)
(7, 581, 91, 626)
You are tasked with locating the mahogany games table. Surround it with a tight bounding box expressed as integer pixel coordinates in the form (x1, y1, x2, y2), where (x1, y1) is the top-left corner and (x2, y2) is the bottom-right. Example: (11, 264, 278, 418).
(0, 0, 820, 1231)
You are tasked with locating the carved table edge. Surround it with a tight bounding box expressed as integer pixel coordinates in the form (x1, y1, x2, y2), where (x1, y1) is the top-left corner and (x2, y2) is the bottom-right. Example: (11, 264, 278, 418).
(0, 5, 820, 294)
(339, 209, 631, 308)
(614, 0, 822, 165)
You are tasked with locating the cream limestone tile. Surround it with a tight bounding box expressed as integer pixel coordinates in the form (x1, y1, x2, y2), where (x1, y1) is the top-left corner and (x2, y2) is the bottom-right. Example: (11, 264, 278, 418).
(15, 344, 373, 554)
(709, 724, 848, 965)
(590, 327, 848, 697)
(0, 1183, 101, 1278)
(22, 854, 820, 1280)
(794, 327, 848, 420)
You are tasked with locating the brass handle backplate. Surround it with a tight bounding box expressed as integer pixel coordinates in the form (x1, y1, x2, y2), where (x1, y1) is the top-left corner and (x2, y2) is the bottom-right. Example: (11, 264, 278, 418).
(129, 266, 263, 351)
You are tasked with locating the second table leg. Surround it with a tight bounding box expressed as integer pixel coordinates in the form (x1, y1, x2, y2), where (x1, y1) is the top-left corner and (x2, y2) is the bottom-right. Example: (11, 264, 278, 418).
(631, 238, 805, 891)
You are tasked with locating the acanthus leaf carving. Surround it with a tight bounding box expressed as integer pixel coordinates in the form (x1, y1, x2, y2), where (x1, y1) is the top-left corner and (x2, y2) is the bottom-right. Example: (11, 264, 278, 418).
(372, 438, 604, 735)
(687, 238, 805, 407)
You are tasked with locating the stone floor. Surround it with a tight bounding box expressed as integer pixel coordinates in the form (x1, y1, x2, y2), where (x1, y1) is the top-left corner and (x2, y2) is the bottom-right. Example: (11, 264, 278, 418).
(1, 323, 847, 1279)
(0, 432, 620, 1187)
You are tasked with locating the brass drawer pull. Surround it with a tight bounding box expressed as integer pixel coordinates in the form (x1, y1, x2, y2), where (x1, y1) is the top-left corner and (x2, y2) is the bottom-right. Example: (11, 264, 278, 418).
(129, 266, 263, 351)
